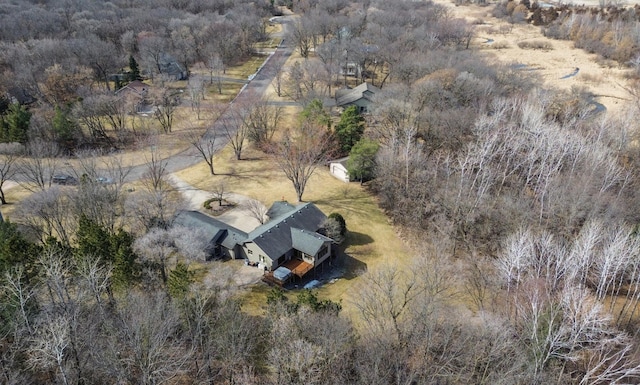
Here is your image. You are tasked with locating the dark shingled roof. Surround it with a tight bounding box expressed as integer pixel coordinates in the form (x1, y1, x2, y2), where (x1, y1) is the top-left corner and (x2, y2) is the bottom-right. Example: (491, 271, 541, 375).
(247, 202, 327, 259)
(266, 201, 296, 221)
(335, 82, 379, 107)
(291, 227, 333, 256)
(173, 210, 247, 249)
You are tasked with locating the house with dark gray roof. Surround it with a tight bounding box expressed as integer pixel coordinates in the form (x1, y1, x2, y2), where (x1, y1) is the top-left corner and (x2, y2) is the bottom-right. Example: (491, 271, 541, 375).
(335, 82, 379, 113)
(173, 202, 334, 279)
(159, 53, 188, 81)
(173, 210, 247, 260)
(244, 202, 332, 277)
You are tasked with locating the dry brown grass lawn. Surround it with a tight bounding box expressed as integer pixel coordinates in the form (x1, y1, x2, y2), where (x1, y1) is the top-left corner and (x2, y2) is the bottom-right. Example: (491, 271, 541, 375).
(440, 0, 635, 112)
(1, 184, 35, 220)
(206, 82, 245, 102)
(225, 55, 270, 79)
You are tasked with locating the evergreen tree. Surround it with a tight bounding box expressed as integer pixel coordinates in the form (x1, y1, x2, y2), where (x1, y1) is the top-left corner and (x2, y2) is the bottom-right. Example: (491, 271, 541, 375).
(0, 220, 40, 276)
(0, 104, 31, 143)
(0, 95, 9, 115)
(167, 262, 194, 299)
(296, 289, 342, 314)
(76, 215, 111, 261)
(300, 99, 331, 129)
(128, 55, 142, 82)
(76, 215, 139, 289)
(335, 105, 364, 155)
(328, 212, 347, 236)
(347, 138, 379, 184)
(52, 105, 79, 152)
(110, 229, 139, 288)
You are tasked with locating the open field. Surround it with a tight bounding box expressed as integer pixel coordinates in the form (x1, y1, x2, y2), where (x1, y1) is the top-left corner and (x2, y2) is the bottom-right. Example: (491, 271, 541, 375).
(443, 0, 636, 113)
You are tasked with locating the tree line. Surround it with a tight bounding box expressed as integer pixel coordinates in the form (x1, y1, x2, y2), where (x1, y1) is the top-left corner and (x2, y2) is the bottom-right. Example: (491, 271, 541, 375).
(0, 0, 275, 152)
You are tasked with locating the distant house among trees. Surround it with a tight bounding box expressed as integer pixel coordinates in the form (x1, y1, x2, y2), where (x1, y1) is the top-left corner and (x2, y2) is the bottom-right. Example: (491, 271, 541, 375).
(174, 201, 334, 281)
(335, 82, 379, 113)
(115, 80, 151, 113)
(340, 61, 362, 79)
(159, 54, 188, 81)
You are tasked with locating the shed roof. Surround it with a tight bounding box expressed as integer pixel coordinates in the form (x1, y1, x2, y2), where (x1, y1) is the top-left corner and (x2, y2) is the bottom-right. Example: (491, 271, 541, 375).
(329, 156, 350, 167)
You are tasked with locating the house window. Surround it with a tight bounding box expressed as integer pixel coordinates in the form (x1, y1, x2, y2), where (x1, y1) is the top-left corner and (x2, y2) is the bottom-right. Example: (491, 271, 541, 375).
(318, 245, 328, 258)
(248, 249, 253, 254)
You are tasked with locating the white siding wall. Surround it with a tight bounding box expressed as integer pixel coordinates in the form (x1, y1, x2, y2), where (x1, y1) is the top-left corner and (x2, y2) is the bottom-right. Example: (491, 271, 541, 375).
(330, 163, 350, 183)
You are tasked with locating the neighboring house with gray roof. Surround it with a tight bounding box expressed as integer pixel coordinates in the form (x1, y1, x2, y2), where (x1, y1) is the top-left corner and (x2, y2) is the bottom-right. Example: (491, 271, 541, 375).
(115, 80, 152, 113)
(335, 82, 379, 113)
(173, 201, 334, 278)
(159, 53, 188, 80)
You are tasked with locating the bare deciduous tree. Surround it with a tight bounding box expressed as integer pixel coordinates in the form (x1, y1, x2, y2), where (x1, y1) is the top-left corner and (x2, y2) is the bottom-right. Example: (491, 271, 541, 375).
(272, 124, 334, 202)
(134, 227, 175, 283)
(125, 188, 185, 234)
(187, 128, 218, 176)
(212, 181, 225, 206)
(16, 187, 73, 244)
(153, 87, 180, 134)
(188, 78, 205, 120)
(28, 315, 71, 385)
(245, 99, 282, 148)
(142, 149, 168, 192)
(243, 198, 268, 225)
(170, 225, 210, 261)
(219, 106, 248, 161)
(18, 139, 60, 192)
(0, 143, 22, 204)
(207, 54, 224, 94)
(109, 292, 191, 385)
(3, 266, 36, 334)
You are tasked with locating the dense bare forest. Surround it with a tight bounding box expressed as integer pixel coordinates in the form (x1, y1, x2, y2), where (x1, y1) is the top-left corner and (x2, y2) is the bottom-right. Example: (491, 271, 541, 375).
(2, 0, 640, 384)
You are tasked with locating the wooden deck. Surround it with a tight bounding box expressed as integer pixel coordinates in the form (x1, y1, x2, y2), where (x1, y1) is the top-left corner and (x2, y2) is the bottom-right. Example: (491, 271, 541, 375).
(282, 259, 314, 278)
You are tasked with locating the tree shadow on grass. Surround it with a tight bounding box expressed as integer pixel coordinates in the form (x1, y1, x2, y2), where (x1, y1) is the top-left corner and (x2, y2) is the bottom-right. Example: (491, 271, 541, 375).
(335, 251, 367, 280)
(344, 231, 373, 247)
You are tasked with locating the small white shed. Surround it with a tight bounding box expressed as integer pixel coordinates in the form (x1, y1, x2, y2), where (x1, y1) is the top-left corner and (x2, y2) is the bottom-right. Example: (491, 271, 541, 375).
(329, 157, 350, 183)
